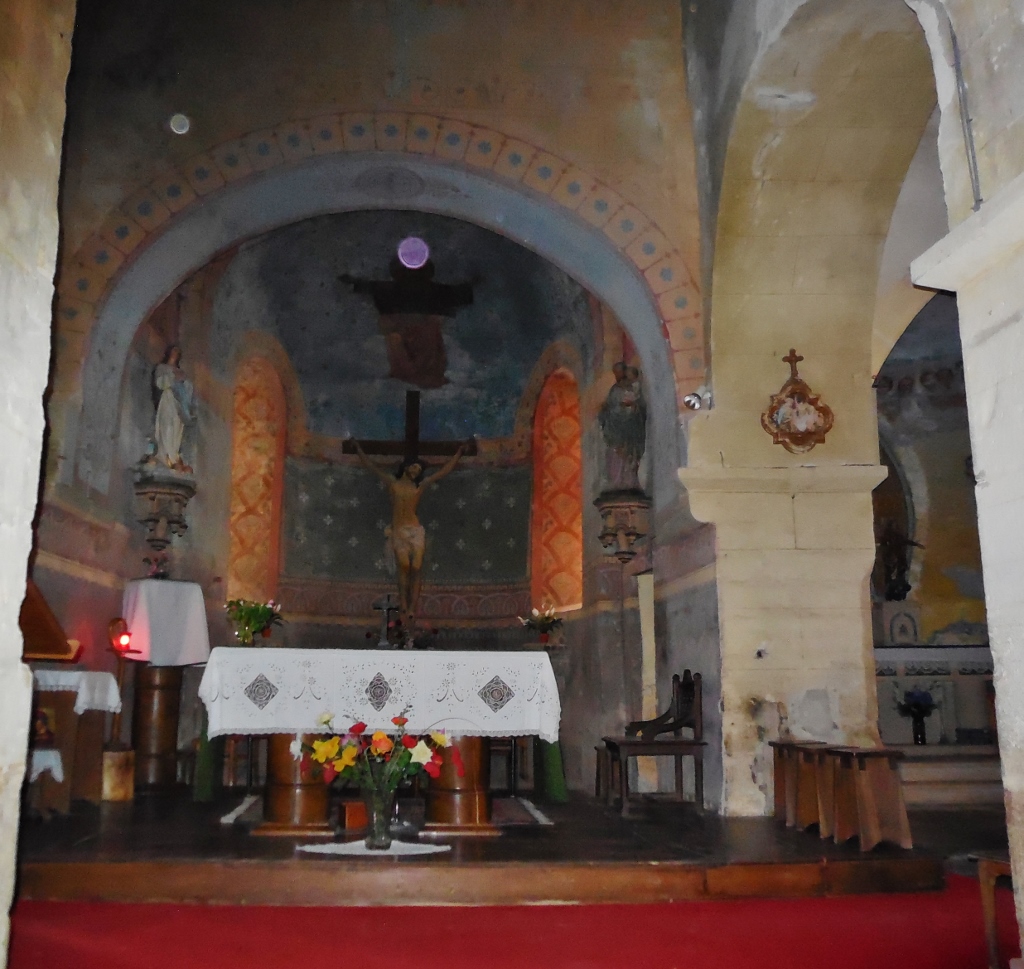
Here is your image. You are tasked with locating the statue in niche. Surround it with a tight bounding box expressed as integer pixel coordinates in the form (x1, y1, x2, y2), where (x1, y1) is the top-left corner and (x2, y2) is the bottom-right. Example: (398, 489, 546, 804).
(151, 345, 195, 474)
(339, 237, 477, 390)
(350, 438, 467, 627)
(877, 519, 924, 602)
(598, 362, 647, 491)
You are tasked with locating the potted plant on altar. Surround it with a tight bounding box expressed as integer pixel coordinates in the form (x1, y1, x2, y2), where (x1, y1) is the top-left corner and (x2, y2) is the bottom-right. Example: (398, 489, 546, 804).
(518, 604, 563, 644)
(897, 687, 937, 745)
(304, 714, 464, 850)
(225, 598, 284, 645)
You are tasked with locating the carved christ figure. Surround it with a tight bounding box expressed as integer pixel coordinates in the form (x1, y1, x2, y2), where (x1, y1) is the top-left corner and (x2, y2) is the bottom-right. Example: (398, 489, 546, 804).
(351, 439, 467, 625)
(340, 257, 475, 389)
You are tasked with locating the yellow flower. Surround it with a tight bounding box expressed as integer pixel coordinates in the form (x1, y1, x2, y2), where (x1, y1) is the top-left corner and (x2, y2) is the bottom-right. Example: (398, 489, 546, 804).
(369, 731, 394, 755)
(332, 745, 359, 773)
(409, 740, 434, 766)
(311, 735, 340, 764)
(430, 731, 451, 748)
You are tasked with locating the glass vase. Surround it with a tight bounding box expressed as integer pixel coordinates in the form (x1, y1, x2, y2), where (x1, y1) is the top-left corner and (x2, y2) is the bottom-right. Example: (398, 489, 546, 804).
(362, 784, 395, 850)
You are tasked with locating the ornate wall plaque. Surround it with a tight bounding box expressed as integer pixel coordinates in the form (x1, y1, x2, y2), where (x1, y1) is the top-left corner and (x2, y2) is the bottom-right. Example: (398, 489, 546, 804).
(761, 349, 834, 454)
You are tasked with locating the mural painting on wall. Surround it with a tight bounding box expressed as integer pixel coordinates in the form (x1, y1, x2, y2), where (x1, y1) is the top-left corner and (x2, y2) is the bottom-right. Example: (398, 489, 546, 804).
(598, 362, 647, 493)
(340, 236, 476, 390)
(211, 212, 592, 444)
(761, 349, 834, 454)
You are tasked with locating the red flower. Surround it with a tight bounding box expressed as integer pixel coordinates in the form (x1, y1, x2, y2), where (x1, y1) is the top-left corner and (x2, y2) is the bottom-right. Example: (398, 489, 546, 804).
(392, 716, 408, 726)
(401, 735, 418, 749)
(451, 746, 465, 779)
(322, 763, 337, 784)
(423, 761, 441, 778)
(350, 722, 367, 734)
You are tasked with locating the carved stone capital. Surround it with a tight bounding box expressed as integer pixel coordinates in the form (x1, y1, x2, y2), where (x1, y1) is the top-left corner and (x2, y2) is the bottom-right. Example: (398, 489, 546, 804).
(132, 464, 196, 557)
(594, 488, 652, 563)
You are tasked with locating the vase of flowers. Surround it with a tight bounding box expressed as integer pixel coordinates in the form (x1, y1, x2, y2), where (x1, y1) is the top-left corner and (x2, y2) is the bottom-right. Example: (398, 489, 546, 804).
(518, 604, 563, 644)
(897, 688, 936, 745)
(307, 714, 463, 850)
(225, 598, 284, 645)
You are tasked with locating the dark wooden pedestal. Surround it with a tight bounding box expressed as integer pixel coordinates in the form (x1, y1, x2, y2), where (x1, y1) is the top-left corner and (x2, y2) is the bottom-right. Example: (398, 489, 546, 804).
(253, 733, 332, 837)
(132, 665, 182, 791)
(424, 736, 499, 835)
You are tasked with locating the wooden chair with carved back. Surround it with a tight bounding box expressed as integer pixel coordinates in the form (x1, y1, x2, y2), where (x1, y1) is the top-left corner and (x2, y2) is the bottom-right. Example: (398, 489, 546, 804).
(598, 670, 705, 817)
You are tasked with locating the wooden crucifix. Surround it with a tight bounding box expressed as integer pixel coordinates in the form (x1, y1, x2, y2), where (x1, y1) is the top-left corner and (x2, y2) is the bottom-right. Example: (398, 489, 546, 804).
(341, 390, 477, 462)
(345, 390, 476, 629)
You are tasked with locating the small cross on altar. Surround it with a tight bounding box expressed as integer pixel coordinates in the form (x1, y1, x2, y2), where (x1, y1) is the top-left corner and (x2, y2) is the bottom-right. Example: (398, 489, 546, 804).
(373, 593, 401, 648)
(341, 389, 477, 462)
(783, 348, 804, 380)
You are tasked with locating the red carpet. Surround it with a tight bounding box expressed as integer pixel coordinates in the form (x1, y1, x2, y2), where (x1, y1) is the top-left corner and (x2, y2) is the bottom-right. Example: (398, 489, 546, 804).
(9, 875, 1019, 969)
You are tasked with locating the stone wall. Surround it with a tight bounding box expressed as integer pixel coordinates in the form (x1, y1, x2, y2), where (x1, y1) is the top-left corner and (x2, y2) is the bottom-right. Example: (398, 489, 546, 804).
(0, 0, 75, 961)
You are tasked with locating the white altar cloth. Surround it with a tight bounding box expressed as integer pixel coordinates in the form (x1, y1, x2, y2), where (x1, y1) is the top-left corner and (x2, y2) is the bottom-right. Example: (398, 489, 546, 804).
(198, 648, 561, 743)
(122, 579, 211, 666)
(32, 670, 121, 714)
(29, 749, 64, 783)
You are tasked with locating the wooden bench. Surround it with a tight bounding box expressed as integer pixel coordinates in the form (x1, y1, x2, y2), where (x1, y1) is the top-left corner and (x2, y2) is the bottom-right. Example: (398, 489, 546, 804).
(771, 740, 911, 851)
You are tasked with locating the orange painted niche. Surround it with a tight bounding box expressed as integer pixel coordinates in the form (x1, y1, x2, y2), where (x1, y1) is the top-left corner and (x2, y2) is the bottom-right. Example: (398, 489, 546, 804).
(227, 357, 287, 604)
(530, 369, 583, 612)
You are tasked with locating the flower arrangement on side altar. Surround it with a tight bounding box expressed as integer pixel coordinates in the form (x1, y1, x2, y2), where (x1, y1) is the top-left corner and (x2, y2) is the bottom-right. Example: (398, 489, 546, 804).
(518, 604, 563, 642)
(896, 687, 937, 745)
(303, 714, 464, 849)
(225, 598, 284, 645)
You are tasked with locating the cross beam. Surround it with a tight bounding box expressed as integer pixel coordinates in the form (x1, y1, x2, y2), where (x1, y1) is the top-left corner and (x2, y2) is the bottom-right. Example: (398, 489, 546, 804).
(341, 390, 477, 461)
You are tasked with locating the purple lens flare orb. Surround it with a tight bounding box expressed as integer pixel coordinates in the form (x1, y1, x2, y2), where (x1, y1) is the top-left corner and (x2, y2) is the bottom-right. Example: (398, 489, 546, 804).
(397, 236, 430, 269)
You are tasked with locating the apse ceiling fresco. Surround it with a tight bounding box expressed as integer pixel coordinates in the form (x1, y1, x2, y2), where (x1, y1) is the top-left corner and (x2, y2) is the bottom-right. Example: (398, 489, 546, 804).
(210, 210, 595, 442)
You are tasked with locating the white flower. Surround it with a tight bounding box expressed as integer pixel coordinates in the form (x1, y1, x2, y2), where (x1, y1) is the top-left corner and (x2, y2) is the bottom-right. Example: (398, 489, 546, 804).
(409, 740, 434, 766)
(317, 712, 335, 727)
(289, 739, 303, 761)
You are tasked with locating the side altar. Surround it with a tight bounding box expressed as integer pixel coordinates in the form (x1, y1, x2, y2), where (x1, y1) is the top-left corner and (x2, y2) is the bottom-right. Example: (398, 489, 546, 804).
(198, 647, 561, 834)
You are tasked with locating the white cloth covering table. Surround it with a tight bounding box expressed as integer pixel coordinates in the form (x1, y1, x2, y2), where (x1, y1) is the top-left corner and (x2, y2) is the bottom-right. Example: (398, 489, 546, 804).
(29, 749, 64, 783)
(122, 578, 211, 666)
(198, 647, 561, 742)
(32, 670, 121, 714)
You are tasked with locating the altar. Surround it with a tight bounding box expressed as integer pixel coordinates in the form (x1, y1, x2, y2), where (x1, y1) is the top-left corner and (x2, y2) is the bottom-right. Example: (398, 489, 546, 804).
(198, 647, 561, 833)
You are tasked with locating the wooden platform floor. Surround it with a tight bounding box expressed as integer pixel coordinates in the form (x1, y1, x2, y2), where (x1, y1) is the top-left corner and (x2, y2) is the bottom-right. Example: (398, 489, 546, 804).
(17, 791, 988, 907)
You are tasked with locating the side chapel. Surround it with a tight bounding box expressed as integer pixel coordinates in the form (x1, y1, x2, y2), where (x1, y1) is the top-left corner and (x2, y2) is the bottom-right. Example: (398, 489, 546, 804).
(5, 0, 1024, 961)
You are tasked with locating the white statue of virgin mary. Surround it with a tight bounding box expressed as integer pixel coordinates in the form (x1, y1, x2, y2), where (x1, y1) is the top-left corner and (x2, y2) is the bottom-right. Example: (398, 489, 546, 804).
(153, 345, 195, 473)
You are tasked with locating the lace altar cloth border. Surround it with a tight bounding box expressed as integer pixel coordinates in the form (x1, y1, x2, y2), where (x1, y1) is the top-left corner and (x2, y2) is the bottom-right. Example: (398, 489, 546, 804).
(198, 647, 561, 743)
(32, 670, 121, 714)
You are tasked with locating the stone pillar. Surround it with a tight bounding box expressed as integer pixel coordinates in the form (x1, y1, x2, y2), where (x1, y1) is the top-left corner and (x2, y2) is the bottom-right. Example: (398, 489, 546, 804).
(678, 465, 883, 816)
(0, 1, 75, 962)
(913, 170, 1024, 952)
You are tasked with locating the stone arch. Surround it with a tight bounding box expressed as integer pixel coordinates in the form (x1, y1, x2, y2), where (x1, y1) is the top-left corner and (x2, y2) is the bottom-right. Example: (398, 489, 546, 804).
(690, 0, 937, 468)
(226, 356, 287, 604)
(530, 369, 584, 613)
(58, 115, 702, 496)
